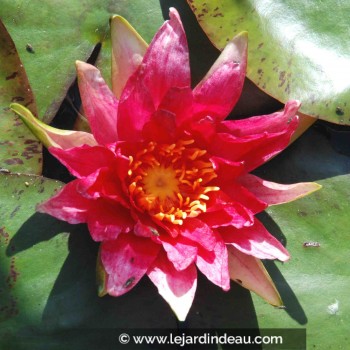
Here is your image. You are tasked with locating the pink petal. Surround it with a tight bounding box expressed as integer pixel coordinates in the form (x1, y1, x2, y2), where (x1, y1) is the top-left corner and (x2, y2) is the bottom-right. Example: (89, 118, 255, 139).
(203, 191, 254, 228)
(239, 174, 322, 205)
(117, 8, 190, 141)
(196, 234, 230, 291)
(210, 101, 300, 171)
(110, 15, 148, 98)
(210, 156, 245, 183)
(37, 180, 91, 224)
(220, 219, 290, 261)
(101, 233, 160, 296)
(220, 182, 267, 215)
(159, 234, 198, 271)
(213, 124, 299, 173)
(139, 8, 190, 107)
(227, 246, 283, 306)
(117, 72, 155, 142)
(158, 86, 193, 127)
(192, 32, 247, 121)
(49, 145, 116, 178)
(179, 218, 217, 251)
(87, 200, 134, 241)
(147, 250, 197, 321)
(221, 100, 301, 136)
(76, 61, 119, 144)
(141, 109, 177, 143)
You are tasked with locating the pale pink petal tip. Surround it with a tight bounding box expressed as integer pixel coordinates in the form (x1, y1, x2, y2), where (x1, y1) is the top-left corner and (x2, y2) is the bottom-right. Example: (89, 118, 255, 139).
(148, 252, 197, 321)
(240, 174, 322, 206)
(228, 246, 283, 307)
(110, 15, 148, 98)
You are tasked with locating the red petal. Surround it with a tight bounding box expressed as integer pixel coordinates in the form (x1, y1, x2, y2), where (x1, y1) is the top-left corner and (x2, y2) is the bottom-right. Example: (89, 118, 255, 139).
(203, 191, 254, 228)
(87, 200, 134, 241)
(196, 233, 230, 291)
(220, 219, 290, 261)
(139, 8, 190, 107)
(147, 250, 197, 321)
(49, 145, 116, 178)
(37, 180, 91, 224)
(179, 218, 217, 251)
(159, 234, 198, 271)
(239, 174, 322, 205)
(214, 101, 300, 172)
(220, 182, 267, 215)
(221, 100, 301, 136)
(141, 109, 177, 143)
(193, 32, 247, 121)
(76, 61, 119, 144)
(117, 8, 190, 141)
(117, 72, 155, 142)
(101, 233, 160, 296)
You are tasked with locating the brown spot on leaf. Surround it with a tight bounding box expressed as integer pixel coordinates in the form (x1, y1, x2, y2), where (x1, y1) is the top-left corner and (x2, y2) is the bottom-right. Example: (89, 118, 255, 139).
(5, 71, 18, 80)
(4, 158, 23, 165)
(11, 96, 25, 102)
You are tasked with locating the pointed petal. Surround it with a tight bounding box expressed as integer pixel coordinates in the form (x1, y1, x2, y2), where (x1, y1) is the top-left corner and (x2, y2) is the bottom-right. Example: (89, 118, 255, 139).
(140, 7, 190, 107)
(10, 103, 97, 149)
(179, 218, 216, 251)
(221, 100, 301, 136)
(101, 233, 160, 296)
(77, 167, 129, 207)
(117, 72, 155, 142)
(193, 32, 247, 121)
(239, 174, 322, 206)
(211, 101, 300, 172)
(203, 191, 254, 228)
(37, 180, 91, 224)
(227, 246, 283, 306)
(117, 8, 190, 142)
(196, 235, 230, 291)
(148, 251, 197, 321)
(220, 182, 267, 215)
(87, 200, 134, 241)
(49, 145, 116, 178)
(220, 219, 290, 261)
(160, 234, 198, 271)
(76, 61, 119, 144)
(110, 15, 148, 98)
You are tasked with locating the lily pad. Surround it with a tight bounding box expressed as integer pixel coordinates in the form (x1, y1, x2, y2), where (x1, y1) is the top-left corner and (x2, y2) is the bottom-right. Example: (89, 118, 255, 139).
(0, 0, 163, 122)
(0, 19, 41, 174)
(253, 125, 350, 348)
(187, 0, 350, 125)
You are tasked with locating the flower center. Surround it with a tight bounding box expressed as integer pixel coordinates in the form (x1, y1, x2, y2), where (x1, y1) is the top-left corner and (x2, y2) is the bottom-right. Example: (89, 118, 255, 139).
(127, 139, 219, 225)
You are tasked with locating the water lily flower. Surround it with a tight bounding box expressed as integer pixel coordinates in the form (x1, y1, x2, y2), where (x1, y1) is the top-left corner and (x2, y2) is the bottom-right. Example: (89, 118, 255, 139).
(11, 8, 321, 321)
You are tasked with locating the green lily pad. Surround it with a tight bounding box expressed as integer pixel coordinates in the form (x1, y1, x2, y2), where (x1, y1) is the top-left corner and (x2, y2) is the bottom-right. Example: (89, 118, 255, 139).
(252, 126, 350, 348)
(0, 19, 41, 174)
(187, 0, 350, 125)
(0, 0, 163, 122)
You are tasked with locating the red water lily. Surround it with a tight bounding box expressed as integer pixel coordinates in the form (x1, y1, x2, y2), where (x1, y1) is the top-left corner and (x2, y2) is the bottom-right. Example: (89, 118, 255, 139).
(11, 8, 320, 320)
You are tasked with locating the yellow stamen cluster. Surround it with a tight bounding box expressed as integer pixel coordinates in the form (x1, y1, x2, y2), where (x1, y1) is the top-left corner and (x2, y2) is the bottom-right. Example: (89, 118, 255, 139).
(127, 139, 219, 225)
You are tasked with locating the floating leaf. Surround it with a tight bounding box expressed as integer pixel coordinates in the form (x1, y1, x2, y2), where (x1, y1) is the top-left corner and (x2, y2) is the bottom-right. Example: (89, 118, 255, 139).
(0, 19, 41, 174)
(187, 0, 350, 125)
(0, 0, 163, 121)
(252, 126, 350, 348)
